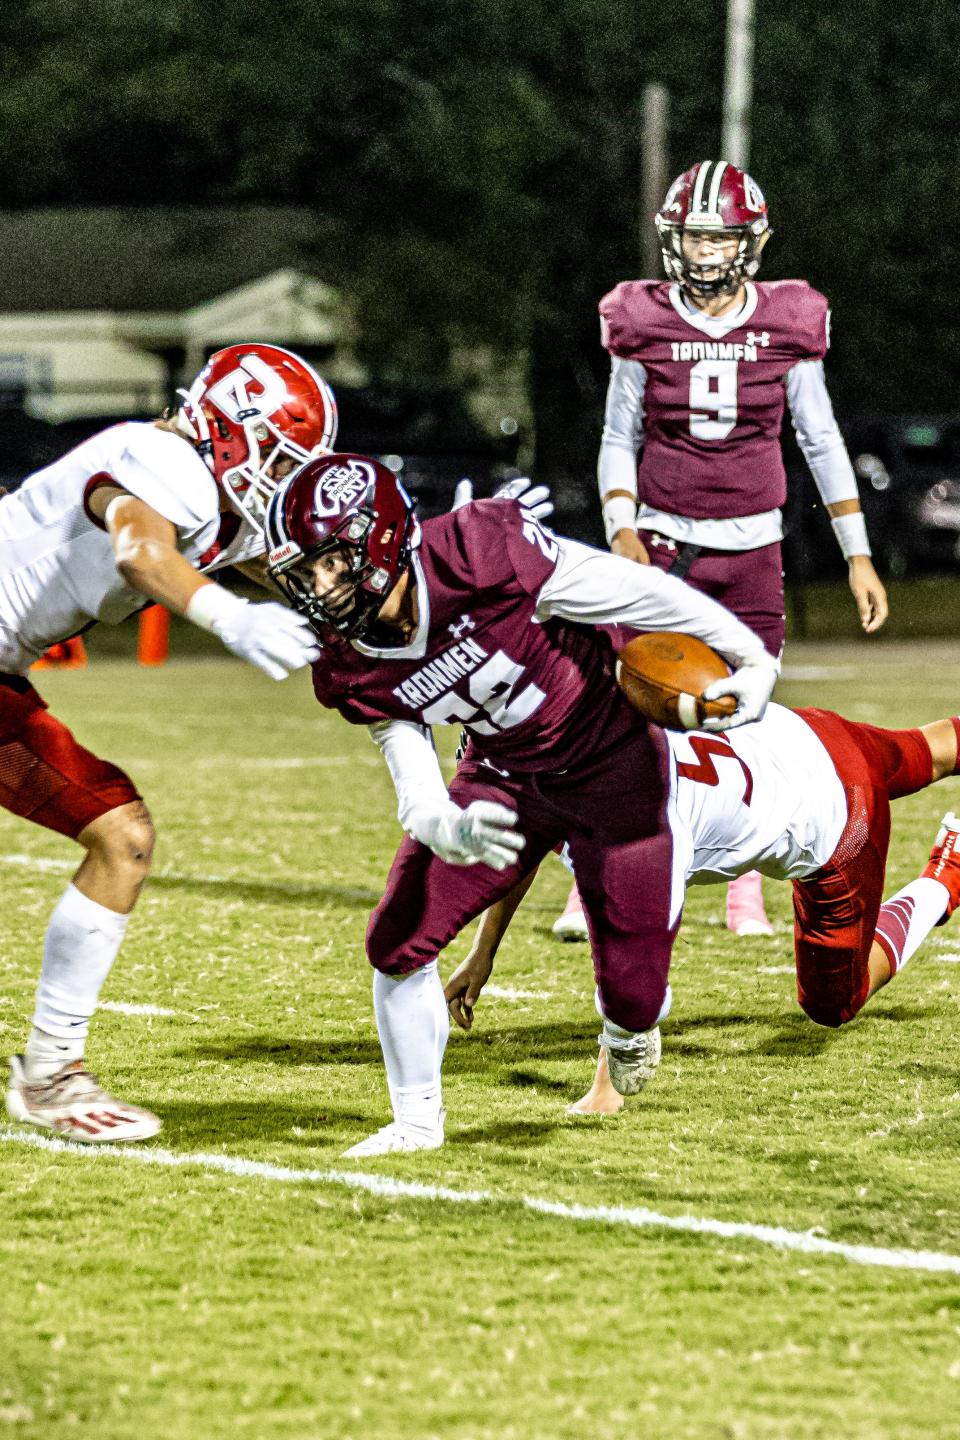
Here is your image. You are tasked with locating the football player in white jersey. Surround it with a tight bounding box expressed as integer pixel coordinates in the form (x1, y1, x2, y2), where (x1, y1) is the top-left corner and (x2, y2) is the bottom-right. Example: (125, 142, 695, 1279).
(445, 702, 960, 1113)
(2, 342, 337, 1142)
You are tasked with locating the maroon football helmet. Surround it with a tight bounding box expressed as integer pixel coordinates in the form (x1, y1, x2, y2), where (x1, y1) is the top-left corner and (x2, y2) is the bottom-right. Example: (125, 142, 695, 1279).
(655, 161, 770, 299)
(178, 343, 339, 528)
(264, 453, 420, 639)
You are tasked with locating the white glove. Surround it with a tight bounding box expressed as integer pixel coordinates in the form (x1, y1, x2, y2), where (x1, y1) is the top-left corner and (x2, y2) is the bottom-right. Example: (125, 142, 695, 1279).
(186, 585, 320, 681)
(700, 652, 778, 732)
(451, 476, 554, 521)
(452, 478, 474, 511)
(492, 475, 554, 520)
(410, 799, 525, 870)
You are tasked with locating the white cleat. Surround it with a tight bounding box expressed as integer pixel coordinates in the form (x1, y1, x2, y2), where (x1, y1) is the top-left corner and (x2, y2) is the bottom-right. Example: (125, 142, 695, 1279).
(551, 880, 590, 942)
(342, 1112, 445, 1158)
(598, 1024, 661, 1097)
(5, 1055, 161, 1143)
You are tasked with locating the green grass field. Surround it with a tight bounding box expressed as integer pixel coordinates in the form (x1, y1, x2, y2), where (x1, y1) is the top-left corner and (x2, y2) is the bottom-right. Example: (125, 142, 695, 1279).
(3, 637, 960, 1440)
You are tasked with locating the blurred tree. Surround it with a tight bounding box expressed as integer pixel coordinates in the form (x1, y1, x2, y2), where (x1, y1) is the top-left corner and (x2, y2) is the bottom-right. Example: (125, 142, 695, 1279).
(0, 0, 956, 498)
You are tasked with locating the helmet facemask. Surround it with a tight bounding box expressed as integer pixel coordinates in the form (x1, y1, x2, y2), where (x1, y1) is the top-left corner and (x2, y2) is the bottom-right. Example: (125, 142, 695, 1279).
(656, 215, 769, 301)
(269, 508, 398, 640)
(218, 414, 321, 529)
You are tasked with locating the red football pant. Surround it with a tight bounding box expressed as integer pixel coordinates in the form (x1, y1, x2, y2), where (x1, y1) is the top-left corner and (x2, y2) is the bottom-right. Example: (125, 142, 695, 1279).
(791, 708, 933, 1027)
(0, 676, 139, 840)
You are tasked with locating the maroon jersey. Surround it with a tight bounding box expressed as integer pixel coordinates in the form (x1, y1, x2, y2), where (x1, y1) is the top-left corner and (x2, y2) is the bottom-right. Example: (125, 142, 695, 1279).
(311, 499, 649, 774)
(599, 279, 829, 518)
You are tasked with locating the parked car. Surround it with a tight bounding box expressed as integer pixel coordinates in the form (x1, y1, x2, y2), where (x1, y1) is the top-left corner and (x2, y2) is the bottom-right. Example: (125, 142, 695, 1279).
(783, 414, 960, 581)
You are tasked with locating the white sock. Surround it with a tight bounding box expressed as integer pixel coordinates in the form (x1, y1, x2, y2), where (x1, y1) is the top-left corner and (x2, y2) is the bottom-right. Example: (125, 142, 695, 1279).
(874, 878, 950, 975)
(373, 961, 449, 1131)
(23, 1027, 85, 1080)
(595, 983, 672, 1030)
(28, 884, 130, 1059)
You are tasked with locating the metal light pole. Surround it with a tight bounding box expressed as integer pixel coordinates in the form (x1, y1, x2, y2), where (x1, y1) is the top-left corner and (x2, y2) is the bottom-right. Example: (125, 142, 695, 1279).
(640, 82, 669, 277)
(722, 0, 755, 169)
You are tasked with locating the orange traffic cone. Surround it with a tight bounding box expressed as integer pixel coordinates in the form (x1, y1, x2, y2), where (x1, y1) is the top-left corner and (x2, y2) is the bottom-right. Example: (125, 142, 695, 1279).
(137, 605, 170, 666)
(32, 636, 87, 670)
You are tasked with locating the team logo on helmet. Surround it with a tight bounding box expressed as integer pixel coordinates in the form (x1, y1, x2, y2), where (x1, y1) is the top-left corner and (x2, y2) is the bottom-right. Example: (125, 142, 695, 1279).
(204, 353, 291, 422)
(742, 174, 766, 214)
(314, 459, 376, 517)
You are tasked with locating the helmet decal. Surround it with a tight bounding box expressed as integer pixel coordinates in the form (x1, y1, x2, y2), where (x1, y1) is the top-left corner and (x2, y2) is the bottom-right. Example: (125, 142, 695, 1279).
(313, 458, 378, 517)
(205, 354, 293, 423)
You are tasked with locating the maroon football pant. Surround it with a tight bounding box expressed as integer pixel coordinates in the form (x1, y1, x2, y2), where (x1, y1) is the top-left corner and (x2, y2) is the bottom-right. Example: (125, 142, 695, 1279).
(366, 727, 678, 1032)
(0, 675, 139, 840)
(638, 531, 785, 658)
(791, 708, 934, 1027)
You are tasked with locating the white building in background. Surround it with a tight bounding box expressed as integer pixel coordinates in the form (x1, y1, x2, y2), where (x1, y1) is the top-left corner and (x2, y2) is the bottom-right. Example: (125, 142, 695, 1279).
(0, 208, 363, 420)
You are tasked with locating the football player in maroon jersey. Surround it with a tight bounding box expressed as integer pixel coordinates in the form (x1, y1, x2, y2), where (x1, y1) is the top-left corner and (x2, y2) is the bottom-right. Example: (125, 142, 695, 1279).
(553, 160, 889, 962)
(265, 451, 782, 1155)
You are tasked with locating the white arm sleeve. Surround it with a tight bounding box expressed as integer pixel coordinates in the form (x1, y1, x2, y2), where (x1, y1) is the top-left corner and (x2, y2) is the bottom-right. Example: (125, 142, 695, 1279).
(786, 360, 860, 507)
(368, 720, 448, 832)
(597, 357, 646, 504)
(535, 538, 773, 667)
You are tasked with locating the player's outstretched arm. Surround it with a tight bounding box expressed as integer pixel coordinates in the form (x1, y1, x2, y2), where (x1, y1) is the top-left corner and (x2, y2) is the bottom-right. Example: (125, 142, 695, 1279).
(445, 867, 540, 1030)
(102, 491, 319, 680)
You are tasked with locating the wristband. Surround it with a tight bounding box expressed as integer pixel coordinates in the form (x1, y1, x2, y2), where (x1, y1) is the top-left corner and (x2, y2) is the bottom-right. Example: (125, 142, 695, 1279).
(830, 512, 871, 560)
(602, 495, 638, 546)
(185, 583, 246, 634)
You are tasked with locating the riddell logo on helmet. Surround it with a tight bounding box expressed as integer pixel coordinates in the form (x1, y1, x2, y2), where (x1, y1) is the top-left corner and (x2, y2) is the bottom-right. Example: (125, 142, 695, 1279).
(315, 461, 375, 517)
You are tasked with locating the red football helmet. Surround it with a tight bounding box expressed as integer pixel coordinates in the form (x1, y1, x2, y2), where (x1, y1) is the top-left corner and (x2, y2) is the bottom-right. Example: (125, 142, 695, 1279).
(655, 161, 770, 299)
(264, 453, 420, 639)
(178, 343, 338, 527)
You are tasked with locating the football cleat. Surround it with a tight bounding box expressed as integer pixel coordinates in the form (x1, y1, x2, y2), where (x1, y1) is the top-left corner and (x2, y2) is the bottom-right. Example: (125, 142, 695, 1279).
(5, 1056, 161, 1143)
(598, 1023, 661, 1097)
(551, 880, 590, 942)
(342, 1111, 445, 1158)
(922, 812, 960, 924)
(725, 869, 774, 937)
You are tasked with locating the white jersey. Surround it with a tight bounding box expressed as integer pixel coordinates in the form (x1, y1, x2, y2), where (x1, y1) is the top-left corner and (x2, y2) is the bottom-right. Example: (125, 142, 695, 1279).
(665, 705, 847, 919)
(0, 422, 264, 674)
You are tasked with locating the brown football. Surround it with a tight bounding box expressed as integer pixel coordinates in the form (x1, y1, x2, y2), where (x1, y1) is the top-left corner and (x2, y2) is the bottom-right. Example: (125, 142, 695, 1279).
(615, 632, 736, 731)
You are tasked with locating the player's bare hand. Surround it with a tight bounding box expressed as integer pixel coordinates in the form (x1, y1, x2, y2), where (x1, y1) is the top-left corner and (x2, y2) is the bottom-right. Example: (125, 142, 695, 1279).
(611, 530, 650, 565)
(445, 951, 494, 1030)
(848, 556, 888, 634)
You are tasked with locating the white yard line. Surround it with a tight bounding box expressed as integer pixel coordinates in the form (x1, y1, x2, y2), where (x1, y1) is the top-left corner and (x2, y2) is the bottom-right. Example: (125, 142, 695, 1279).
(97, 1002, 177, 1017)
(3, 1127, 959, 1277)
(484, 986, 545, 1000)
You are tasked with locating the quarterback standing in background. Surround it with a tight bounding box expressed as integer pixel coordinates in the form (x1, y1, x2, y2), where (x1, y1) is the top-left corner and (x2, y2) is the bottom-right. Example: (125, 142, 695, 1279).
(553, 159, 888, 949)
(2, 344, 336, 1142)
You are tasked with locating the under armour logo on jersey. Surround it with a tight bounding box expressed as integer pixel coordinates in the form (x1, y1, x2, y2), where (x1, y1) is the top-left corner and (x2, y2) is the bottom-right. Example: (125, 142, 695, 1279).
(448, 614, 476, 639)
(745, 330, 770, 348)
